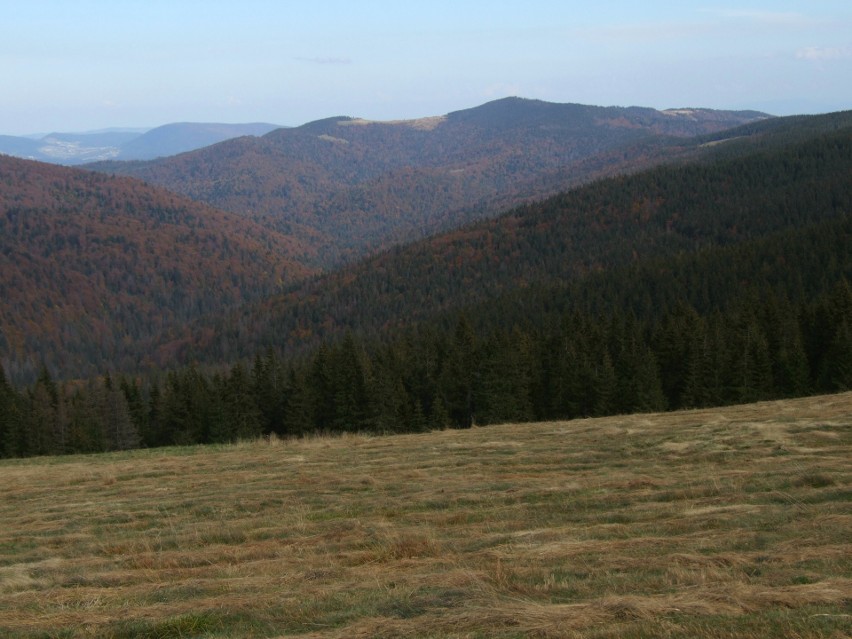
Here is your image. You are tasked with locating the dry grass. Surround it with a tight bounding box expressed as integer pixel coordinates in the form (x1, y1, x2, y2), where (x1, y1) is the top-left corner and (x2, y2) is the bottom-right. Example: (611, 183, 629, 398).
(341, 116, 447, 130)
(1, 393, 850, 638)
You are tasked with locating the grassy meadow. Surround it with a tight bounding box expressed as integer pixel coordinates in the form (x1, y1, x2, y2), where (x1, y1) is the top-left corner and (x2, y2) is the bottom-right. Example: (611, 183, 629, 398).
(1, 392, 850, 638)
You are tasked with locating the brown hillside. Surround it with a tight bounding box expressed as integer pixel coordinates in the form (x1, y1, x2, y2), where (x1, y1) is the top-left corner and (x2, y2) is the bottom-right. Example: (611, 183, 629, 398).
(0, 156, 315, 381)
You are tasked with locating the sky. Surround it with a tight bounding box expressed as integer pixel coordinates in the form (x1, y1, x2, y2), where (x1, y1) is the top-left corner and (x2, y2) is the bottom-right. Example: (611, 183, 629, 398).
(2, 1, 851, 135)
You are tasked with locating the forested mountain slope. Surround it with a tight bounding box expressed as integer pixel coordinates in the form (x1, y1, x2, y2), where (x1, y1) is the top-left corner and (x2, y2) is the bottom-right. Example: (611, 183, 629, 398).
(3, 203, 848, 455)
(90, 98, 767, 268)
(2, 117, 850, 455)
(164, 118, 852, 367)
(118, 167, 848, 446)
(0, 157, 315, 383)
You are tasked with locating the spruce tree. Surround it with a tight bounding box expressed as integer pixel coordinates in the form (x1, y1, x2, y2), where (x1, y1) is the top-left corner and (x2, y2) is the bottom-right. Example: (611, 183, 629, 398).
(680, 319, 713, 409)
(224, 362, 263, 441)
(822, 319, 852, 390)
(370, 348, 413, 433)
(207, 373, 232, 443)
(100, 377, 140, 451)
(330, 333, 372, 432)
(25, 366, 61, 456)
(727, 312, 774, 403)
(66, 382, 106, 453)
(160, 367, 210, 445)
(591, 351, 618, 417)
(541, 325, 583, 420)
(309, 344, 336, 432)
(0, 364, 16, 457)
(438, 316, 478, 428)
(119, 376, 149, 446)
(252, 349, 285, 435)
(815, 280, 852, 391)
(476, 328, 534, 425)
(773, 316, 811, 397)
(653, 304, 702, 409)
(145, 381, 165, 448)
(282, 367, 314, 436)
(429, 392, 451, 430)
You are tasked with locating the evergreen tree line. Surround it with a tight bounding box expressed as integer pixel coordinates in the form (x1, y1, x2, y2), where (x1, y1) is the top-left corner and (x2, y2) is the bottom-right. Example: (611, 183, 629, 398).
(2, 280, 849, 458)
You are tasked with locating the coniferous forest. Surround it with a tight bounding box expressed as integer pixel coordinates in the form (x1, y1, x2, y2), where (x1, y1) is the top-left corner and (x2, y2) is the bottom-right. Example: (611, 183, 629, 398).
(2, 235, 849, 457)
(1, 109, 851, 458)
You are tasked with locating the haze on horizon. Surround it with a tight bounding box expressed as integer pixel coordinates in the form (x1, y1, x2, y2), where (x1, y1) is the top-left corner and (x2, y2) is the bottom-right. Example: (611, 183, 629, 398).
(2, 0, 851, 135)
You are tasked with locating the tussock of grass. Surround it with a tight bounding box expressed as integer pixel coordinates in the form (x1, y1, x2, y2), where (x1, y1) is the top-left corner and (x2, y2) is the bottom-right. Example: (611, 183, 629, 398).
(1, 393, 850, 638)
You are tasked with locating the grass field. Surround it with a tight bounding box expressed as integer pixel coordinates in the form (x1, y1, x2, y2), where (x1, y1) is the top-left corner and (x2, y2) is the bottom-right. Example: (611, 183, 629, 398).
(1, 393, 850, 638)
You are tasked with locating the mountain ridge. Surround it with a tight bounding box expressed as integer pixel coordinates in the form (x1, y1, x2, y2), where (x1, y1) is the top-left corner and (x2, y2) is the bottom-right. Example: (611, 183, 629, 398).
(88, 97, 769, 270)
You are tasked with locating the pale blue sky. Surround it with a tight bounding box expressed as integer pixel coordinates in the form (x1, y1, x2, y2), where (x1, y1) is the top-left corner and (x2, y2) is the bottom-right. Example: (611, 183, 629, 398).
(2, 1, 850, 134)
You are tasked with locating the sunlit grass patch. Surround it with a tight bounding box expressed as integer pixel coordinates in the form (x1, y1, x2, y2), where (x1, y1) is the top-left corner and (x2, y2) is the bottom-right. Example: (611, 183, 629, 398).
(0, 392, 850, 638)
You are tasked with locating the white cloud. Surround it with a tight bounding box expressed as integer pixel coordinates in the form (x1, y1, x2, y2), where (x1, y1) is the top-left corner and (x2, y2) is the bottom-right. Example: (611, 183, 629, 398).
(796, 45, 852, 61)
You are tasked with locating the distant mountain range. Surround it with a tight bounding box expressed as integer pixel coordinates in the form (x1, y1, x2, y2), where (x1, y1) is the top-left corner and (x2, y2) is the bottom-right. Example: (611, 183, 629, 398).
(0, 122, 282, 164)
(89, 98, 769, 269)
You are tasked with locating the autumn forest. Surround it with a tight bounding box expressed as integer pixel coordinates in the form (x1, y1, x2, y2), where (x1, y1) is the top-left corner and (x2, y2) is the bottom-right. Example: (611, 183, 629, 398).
(1, 99, 851, 458)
